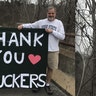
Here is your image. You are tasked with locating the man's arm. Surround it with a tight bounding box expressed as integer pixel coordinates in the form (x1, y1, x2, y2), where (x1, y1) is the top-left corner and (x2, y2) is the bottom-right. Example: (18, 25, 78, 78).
(17, 21, 40, 30)
(45, 21, 65, 40)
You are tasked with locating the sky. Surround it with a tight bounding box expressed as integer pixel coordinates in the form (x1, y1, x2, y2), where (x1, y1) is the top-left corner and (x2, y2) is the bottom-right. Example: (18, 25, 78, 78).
(0, 0, 36, 3)
(0, 0, 61, 4)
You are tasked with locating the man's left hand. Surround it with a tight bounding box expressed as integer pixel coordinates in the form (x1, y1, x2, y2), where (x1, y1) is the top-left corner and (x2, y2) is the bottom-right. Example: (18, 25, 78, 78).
(45, 29, 53, 33)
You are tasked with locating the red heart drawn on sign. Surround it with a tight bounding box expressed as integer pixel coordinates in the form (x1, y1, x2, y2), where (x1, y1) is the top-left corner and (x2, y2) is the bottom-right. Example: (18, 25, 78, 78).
(28, 54, 41, 65)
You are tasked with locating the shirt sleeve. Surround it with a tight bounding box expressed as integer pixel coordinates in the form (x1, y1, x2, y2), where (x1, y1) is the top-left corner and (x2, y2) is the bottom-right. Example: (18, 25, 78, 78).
(51, 21, 65, 40)
(22, 21, 40, 28)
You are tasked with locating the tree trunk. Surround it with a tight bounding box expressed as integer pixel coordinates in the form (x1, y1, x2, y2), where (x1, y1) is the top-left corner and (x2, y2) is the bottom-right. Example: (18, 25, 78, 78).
(92, 0, 96, 95)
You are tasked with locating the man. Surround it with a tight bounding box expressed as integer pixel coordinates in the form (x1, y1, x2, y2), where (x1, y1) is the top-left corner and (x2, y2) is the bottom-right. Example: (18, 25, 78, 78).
(18, 6, 65, 95)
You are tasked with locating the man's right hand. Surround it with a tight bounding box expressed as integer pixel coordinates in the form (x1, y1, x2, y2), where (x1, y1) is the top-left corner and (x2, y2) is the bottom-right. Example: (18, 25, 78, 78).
(18, 25, 23, 30)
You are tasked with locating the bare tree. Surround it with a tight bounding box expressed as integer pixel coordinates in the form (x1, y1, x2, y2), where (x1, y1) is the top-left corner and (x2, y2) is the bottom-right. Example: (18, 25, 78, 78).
(76, 0, 96, 96)
(91, 0, 96, 95)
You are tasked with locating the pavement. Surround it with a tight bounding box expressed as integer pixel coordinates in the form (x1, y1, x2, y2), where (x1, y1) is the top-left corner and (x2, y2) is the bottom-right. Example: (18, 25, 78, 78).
(0, 83, 68, 96)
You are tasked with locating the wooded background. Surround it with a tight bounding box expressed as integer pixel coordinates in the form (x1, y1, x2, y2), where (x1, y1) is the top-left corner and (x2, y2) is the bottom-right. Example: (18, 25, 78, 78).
(0, 0, 75, 33)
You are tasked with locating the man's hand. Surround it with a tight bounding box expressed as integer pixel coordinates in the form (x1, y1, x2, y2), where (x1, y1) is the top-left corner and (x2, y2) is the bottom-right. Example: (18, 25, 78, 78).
(45, 28, 53, 33)
(18, 25, 23, 30)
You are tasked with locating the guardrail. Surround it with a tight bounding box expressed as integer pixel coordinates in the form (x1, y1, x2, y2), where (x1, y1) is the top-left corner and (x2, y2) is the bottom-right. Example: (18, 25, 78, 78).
(60, 33, 75, 47)
(57, 33, 75, 96)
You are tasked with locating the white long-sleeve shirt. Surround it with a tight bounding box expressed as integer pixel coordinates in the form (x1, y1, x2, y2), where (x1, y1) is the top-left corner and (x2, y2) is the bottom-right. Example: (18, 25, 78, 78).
(22, 18, 65, 52)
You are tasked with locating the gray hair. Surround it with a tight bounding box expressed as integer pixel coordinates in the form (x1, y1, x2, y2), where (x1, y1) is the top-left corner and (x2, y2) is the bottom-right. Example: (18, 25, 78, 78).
(47, 6, 56, 12)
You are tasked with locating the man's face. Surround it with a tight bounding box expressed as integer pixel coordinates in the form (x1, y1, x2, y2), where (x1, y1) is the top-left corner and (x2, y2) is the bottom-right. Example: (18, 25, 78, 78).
(47, 8, 56, 21)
